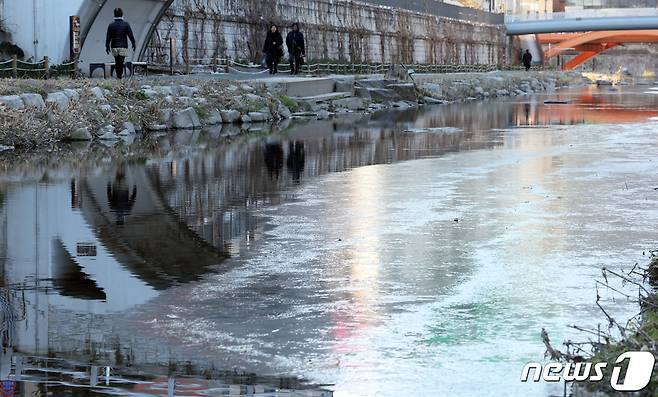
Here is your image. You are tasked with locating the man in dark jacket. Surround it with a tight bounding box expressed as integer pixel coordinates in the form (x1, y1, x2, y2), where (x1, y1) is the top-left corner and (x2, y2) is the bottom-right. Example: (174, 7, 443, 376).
(286, 23, 305, 75)
(106, 8, 136, 79)
(522, 49, 533, 72)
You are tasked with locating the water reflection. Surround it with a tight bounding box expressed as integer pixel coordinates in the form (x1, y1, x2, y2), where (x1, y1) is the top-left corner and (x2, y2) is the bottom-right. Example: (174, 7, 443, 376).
(0, 87, 656, 396)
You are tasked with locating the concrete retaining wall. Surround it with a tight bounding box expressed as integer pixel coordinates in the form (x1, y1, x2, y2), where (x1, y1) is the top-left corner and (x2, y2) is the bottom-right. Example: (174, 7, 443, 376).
(0, 0, 84, 62)
(146, 0, 509, 66)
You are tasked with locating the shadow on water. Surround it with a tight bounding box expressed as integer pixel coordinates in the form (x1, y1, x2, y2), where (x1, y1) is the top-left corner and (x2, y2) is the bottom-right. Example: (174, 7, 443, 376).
(0, 86, 657, 395)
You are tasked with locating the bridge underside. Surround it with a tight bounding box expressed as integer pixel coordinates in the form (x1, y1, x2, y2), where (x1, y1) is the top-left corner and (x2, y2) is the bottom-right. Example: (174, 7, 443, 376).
(77, 0, 174, 75)
(538, 30, 658, 70)
(506, 17, 658, 35)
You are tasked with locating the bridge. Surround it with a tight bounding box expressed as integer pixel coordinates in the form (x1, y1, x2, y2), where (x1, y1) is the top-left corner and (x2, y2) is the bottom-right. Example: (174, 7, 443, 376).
(505, 7, 658, 70)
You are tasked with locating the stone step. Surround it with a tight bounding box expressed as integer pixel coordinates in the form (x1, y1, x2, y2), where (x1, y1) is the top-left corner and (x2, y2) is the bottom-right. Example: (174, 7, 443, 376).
(292, 92, 352, 104)
(265, 77, 337, 97)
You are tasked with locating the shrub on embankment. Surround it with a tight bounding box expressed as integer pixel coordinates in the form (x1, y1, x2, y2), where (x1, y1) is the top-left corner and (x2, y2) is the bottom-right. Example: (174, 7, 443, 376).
(0, 78, 293, 150)
(550, 253, 658, 397)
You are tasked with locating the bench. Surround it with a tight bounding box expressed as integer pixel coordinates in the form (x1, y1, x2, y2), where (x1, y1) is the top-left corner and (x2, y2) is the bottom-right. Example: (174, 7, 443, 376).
(89, 61, 148, 78)
(129, 61, 148, 76)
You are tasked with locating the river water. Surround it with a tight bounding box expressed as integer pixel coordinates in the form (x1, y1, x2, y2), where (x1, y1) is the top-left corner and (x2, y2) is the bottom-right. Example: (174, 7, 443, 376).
(1, 86, 658, 396)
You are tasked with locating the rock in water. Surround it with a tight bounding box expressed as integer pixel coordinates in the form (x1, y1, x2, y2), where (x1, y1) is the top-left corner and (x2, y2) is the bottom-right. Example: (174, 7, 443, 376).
(203, 109, 222, 125)
(248, 112, 267, 122)
(172, 107, 202, 129)
(66, 127, 92, 141)
(99, 131, 119, 140)
(220, 109, 241, 123)
(277, 103, 292, 119)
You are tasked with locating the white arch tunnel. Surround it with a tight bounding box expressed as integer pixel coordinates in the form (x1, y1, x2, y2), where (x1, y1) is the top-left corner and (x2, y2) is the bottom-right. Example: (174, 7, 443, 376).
(0, 0, 170, 69)
(78, 0, 174, 74)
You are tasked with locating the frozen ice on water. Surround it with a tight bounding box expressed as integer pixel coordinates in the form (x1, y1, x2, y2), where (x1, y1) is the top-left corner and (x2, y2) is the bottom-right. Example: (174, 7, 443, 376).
(404, 127, 462, 134)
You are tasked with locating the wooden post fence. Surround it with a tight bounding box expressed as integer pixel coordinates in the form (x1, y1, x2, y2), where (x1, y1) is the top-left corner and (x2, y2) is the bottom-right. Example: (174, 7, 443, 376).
(43, 56, 49, 79)
(11, 55, 17, 78)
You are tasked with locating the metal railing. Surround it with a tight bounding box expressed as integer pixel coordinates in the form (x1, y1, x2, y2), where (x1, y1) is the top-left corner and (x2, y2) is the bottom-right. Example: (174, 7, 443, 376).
(167, 58, 502, 76)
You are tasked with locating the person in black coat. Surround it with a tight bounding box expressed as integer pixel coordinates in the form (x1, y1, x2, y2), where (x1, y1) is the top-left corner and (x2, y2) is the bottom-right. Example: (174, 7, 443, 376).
(105, 8, 136, 79)
(263, 24, 284, 75)
(286, 23, 305, 75)
(522, 49, 533, 72)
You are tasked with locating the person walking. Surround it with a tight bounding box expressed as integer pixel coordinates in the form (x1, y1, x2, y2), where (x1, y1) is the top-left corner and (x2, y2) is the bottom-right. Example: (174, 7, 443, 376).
(286, 23, 305, 75)
(522, 49, 533, 72)
(263, 24, 284, 75)
(106, 8, 136, 79)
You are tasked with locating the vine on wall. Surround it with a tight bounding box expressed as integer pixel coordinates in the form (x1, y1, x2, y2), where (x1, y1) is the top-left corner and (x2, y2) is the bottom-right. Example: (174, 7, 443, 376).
(146, 0, 508, 67)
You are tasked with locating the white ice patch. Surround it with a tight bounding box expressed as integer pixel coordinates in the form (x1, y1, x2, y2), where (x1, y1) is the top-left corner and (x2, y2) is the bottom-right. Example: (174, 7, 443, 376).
(403, 127, 462, 134)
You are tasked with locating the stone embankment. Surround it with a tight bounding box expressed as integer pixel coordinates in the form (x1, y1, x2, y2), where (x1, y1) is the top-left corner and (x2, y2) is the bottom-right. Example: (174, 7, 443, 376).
(0, 71, 588, 150)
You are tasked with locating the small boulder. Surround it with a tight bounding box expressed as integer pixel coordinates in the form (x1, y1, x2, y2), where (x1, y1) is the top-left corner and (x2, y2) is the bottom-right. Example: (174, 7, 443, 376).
(387, 83, 417, 101)
(172, 107, 201, 129)
(63, 89, 80, 101)
(66, 127, 92, 141)
(316, 109, 330, 120)
(248, 112, 267, 122)
(99, 131, 120, 140)
(147, 124, 167, 131)
(203, 109, 222, 125)
(46, 92, 70, 111)
(176, 96, 192, 106)
(334, 76, 355, 94)
(423, 83, 443, 98)
(245, 93, 262, 102)
(241, 114, 252, 124)
(99, 104, 112, 114)
(20, 93, 45, 109)
(355, 87, 372, 100)
(0, 95, 24, 109)
(159, 108, 173, 125)
(220, 109, 241, 123)
(333, 97, 366, 111)
(98, 124, 115, 135)
(240, 84, 255, 92)
(140, 89, 158, 99)
(277, 103, 292, 119)
(90, 87, 105, 100)
(155, 85, 175, 96)
(423, 97, 447, 104)
(122, 121, 136, 134)
(178, 85, 199, 97)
